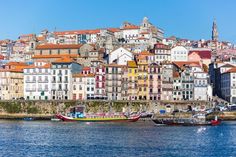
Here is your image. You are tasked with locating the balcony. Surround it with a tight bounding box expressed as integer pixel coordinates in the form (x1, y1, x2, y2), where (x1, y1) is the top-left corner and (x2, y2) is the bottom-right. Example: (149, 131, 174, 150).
(25, 89, 36, 92)
(52, 80, 56, 83)
(106, 83, 113, 87)
(38, 80, 49, 83)
(38, 88, 43, 92)
(26, 80, 36, 83)
(162, 81, 173, 84)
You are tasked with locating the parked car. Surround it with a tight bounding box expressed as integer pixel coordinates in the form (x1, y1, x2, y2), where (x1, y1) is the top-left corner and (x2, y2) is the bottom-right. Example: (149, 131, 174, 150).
(205, 108, 214, 114)
(227, 104, 236, 111)
(215, 104, 228, 111)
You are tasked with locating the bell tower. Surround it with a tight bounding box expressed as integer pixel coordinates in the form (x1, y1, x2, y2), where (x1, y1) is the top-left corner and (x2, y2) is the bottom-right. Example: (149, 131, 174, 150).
(212, 19, 218, 41)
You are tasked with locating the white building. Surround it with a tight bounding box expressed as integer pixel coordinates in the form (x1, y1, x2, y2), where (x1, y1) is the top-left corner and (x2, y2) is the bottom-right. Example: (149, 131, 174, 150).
(24, 61, 52, 100)
(193, 72, 212, 101)
(171, 46, 188, 61)
(120, 17, 164, 45)
(108, 47, 134, 65)
(85, 74, 95, 99)
(221, 67, 236, 103)
(152, 43, 171, 63)
(51, 57, 82, 100)
(72, 74, 86, 100)
(120, 22, 139, 44)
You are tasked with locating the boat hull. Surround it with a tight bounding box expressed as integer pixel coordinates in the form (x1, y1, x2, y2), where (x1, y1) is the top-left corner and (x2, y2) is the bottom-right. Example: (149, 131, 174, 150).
(152, 119, 221, 126)
(56, 114, 140, 122)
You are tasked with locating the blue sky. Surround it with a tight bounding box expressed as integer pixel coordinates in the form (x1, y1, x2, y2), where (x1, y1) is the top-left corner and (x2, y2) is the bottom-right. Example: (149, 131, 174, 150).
(1, 0, 236, 42)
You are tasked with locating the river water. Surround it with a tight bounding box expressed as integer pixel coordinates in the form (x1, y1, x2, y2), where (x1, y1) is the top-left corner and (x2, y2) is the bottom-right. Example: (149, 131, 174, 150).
(0, 120, 236, 157)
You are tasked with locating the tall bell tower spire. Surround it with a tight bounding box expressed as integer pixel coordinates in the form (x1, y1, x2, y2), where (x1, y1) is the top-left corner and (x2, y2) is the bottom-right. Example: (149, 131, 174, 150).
(212, 19, 218, 41)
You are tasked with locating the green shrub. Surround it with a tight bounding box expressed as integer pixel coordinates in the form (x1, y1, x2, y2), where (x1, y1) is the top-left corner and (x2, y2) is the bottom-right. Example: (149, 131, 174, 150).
(0, 102, 22, 113)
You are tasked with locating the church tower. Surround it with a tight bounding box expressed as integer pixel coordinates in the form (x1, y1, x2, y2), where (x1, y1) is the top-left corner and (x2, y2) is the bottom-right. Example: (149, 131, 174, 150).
(212, 19, 218, 41)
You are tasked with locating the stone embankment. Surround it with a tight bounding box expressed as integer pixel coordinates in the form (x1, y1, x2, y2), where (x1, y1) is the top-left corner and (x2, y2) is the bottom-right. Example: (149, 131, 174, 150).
(0, 100, 234, 120)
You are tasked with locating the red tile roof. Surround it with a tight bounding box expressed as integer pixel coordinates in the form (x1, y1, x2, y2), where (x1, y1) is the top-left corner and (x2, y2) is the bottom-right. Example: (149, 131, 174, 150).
(5, 62, 28, 66)
(189, 50, 211, 59)
(122, 24, 139, 30)
(24, 63, 51, 69)
(139, 51, 154, 56)
(0, 69, 24, 73)
(173, 61, 201, 69)
(32, 54, 79, 59)
(140, 32, 149, 34)
(0, 54, 4, 60)
(153, 43, 170, 50)
(36, 44, 82, 50)
(82, 67, 91, 71)
(73, 73, 95, 78)
(173, 72, 180, 78)
(54, 29, 101, 35)
(225, 67, 236, 73)
(36, 36, 45, 41)
(19, 34, 34, 38)
(52, 57, 74, 63)
(107, 28, 120, 32)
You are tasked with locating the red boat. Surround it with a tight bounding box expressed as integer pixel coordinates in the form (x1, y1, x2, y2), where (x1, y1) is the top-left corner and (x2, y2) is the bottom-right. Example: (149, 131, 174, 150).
(56, 113, 140, 122)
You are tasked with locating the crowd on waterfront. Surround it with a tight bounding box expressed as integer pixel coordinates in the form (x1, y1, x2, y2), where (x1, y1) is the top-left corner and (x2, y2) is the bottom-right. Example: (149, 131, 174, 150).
(0, 17, 235, 105)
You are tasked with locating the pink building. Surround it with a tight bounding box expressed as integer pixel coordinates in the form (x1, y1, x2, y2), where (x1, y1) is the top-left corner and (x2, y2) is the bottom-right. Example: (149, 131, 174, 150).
(188, 50, 211, 66)
(95, 64, 106, 99)
(148, 63, 162, 101)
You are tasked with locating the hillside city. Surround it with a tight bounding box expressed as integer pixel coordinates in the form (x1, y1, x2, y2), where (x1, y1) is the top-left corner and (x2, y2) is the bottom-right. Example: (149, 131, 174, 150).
(0, 17, 235, 104)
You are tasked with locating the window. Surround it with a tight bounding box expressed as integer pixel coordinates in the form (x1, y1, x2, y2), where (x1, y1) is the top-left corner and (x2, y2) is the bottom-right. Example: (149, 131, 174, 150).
(31, 43, 34, 49)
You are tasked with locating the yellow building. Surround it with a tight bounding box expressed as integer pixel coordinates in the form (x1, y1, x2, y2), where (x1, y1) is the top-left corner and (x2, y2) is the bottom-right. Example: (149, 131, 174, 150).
(0, 62, 29, 100)
(127, 61, 138, 100)
(0, 69, 24, 100)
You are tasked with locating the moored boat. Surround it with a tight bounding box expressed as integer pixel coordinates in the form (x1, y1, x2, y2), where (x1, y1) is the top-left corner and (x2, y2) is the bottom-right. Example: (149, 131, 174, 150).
(56, 105, 140, 122)
(56, 113, 140, 122)
(152, 114, 221, 126)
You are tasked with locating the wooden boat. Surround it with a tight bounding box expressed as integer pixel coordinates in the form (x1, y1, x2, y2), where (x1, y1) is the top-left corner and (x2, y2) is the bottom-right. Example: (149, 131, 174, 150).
(57, 105, 140, 122)
(56, 113, 140, 122)
(152, 114, 221, 126)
